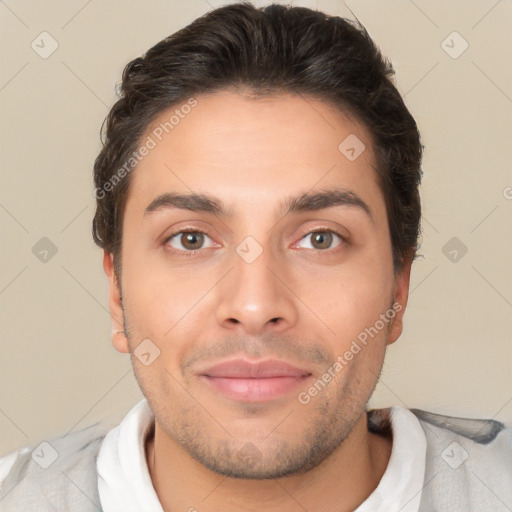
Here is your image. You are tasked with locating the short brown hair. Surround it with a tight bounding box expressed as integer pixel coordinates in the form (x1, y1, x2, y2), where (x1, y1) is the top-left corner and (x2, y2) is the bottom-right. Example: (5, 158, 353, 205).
(92, 2, 423, 276)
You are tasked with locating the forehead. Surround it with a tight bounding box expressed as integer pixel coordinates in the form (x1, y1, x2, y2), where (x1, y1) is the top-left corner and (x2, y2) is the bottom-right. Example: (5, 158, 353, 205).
(124, 91, 384, 218)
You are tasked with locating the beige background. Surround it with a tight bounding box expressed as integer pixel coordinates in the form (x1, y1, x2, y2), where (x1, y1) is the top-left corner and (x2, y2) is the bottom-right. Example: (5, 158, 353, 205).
(0, 0, 511, 456)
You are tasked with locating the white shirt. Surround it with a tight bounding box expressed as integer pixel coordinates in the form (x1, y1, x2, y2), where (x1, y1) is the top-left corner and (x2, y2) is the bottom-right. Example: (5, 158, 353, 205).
(96, 399, 427, 512)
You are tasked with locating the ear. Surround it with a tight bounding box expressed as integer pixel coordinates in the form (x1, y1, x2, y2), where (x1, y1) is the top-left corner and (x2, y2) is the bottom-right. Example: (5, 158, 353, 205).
(103, 250, 130, 354)
(386, 254, 413, 346)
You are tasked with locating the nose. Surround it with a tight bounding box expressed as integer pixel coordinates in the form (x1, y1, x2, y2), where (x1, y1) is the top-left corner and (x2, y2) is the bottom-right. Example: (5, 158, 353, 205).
(215, 245, 299, 335)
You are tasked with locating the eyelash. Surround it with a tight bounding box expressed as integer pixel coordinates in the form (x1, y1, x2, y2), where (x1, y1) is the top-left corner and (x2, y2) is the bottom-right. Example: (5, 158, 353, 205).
(162, 227, 348, 256)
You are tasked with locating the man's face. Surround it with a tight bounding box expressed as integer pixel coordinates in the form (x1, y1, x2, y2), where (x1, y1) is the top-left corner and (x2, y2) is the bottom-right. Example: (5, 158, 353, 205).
(105, 91, 410, 478)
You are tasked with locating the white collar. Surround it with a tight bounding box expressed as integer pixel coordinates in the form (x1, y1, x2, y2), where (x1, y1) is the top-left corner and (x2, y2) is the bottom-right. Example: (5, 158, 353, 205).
(97, 399, 162, 512)
(355, 406, 427, 511)
(97, 399, 426, 512)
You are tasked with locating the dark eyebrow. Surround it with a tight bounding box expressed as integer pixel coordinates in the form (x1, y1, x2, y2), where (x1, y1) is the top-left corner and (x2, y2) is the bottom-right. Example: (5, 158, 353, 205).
(143, 188, 373, 222)
(283, 188, 373, 222)
(144, 192, 226, 217)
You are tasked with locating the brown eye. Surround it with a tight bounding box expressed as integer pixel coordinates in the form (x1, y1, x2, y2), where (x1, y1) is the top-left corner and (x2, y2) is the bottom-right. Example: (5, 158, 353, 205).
(310, 231, 333, 249)
(297, 230, 343, 251)
(166, 231, 215, 252)
(180, 232, 204, 250)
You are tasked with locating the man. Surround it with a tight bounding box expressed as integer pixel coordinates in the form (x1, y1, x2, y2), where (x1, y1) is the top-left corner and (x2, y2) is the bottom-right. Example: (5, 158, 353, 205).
(1, 3, 511, 511)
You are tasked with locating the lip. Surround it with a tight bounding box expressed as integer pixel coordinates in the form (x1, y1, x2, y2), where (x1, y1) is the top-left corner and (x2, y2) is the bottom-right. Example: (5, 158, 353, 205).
(197, 358, 312, 402)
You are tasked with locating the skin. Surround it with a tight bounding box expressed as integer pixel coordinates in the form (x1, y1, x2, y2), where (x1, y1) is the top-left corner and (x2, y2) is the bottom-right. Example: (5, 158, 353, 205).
(103, 90, 412, 512)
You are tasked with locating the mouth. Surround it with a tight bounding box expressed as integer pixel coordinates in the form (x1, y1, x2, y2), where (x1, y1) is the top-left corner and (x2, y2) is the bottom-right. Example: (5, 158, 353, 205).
(197, 358, 313, 402)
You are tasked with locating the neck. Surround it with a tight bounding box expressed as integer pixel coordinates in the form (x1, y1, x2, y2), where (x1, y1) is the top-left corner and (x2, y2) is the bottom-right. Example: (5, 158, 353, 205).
(145, 410, 392, 512)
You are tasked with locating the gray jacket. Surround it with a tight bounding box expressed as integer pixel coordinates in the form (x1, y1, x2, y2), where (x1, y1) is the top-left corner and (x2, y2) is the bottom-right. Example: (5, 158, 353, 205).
(1, 408, 511, 511)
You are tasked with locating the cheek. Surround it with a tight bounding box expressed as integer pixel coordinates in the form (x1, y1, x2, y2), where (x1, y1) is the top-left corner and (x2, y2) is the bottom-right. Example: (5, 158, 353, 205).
(307, 271, 393, 380)
(122, 258, 214, 364)
(314, 258, 393, 335)
(123, 244, 198, 317)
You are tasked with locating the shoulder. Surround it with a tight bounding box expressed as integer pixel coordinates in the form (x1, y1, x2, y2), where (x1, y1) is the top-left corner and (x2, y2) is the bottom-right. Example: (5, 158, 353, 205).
(409, 408, 512, 511)
(410, 408, 508, 444)
(0, 421, 111, 511)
